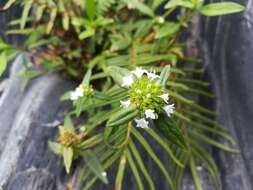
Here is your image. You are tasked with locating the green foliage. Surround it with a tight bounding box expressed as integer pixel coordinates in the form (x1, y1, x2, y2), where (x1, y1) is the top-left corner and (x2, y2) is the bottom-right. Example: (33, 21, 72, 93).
(1, 0, 245, 190)
(199, 2, 245, 16)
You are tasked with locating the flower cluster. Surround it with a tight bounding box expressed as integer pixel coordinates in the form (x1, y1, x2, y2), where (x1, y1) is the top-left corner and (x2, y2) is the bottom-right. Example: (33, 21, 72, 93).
(120, 67, 175, 128)
(58, 126, 86, 147)
(70, 84, 94, 101)
(58, 126, 81, 147)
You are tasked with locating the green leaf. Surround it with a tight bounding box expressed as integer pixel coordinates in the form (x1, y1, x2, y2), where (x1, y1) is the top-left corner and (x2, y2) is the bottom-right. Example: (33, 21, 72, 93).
(82, 150, 108, 184)
(132, 128, 175, 189)
(79, 28, 95, 40)
(21, 0, 33, 29)
(106, 66, 132, 86)
(135, 2, 155, 17)
(199, 2, 245, 16)
(0, 52, 7, 76)
(48, 141, 63, 155)
(165, 0, 194, 9)
(63, 147, 74, 174)
(3, 0, 16, 10)
(86, 0, 96, 20)
(155, 114, 186, 148)
(145, 128, 183, 167)
(129, 140, 155, 190)
(155, 23, 180, 39)
(115, 153, 127, 190)
(126, 149, 144, 190)
(64, 115, 75, 131)
(107, 107, 138, 127)
(189, 130, 239, 153)
(159, 65, 171, 87)
(82, 69, 92, 85)
(62, 12, 70, 30)
(189, 155, 203, 190)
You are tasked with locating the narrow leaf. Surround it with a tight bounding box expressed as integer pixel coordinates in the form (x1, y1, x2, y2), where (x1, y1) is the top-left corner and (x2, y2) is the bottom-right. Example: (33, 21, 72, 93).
(126, 149, 144, 190)
(63, 147, 74, 174)
(115, 153, 127, 190)
(0, 52, 7, 76)
(48, 141, 63, 155)
(159, 65, 171, 87)
(199, 2, 245, 16)
(86, 0, 96, 20)
(82, 150, 108, 184)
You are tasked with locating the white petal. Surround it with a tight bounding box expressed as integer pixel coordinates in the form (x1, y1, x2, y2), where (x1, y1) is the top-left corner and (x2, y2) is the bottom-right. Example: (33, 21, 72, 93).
(147, 71, 160, 80)
(163, 104, 175, 117)
(132, 67, 147, 78)
(122, 75, 134, 87)
(158, 17, 165, 24)
(102, 172, 107, 177)
(70, 92, 79, 101)
(135, 118, 149, 128)
(120, 100, 131, 108)
(158, 93, 169, 103)
(76, 86, 84, 97)
(145, 109, 158, 119)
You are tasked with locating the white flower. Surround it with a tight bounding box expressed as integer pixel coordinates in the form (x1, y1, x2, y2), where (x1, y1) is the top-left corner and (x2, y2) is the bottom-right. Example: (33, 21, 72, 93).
(135, 118, 149, 128)
(80, 126, 86, 132)
(158, 93, 169, 103)
(157, 17, 165, 24)
(132, 67, 147, 78)
(122, 74, 134, 87)
(75, 86, 84, 97)
(70, 86, 84, 101)
(147, 71, 160, 80)
(102, 172, 107, 177)
(145, 109, 158, 119)
(163, 104, 175, 117)
(70, 92, 79, 101)
(120, 100, 131, 108)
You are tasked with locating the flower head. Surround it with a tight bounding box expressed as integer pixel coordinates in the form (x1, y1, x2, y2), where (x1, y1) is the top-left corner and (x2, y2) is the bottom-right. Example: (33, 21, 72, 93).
(135, 118, 149, 128)
(129, 77, 164, 112)
(58, 126, 80, 147)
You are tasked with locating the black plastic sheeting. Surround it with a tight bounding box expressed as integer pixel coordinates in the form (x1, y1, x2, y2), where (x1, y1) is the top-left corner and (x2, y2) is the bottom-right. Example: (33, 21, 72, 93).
(201, 0, 253, 189)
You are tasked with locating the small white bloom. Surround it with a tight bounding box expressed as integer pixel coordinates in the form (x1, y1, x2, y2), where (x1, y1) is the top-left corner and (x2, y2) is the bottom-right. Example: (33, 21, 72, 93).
(70, 86, 84, 101)
(135, 118, 149, 128)
(120, 100, 131, 108)
(102, 172, 107, 177)
(146, 93, 151, 98)
(145, 109, 158, 119)
(122, 74, 134, 87)
(163, 104, 175, 117)
(132, 67, 147, 78)
(70, 91, 79, 101)
(80, 126, 86, 132)
(157, 17, 165, 24)
(158, 93, 169, 103)
(75, 86, 84, 97)
(147, 71, 160, 80)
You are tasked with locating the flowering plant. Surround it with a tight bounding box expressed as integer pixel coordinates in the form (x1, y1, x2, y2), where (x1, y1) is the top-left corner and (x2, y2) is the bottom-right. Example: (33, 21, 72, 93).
(0, 0, 244, 189)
